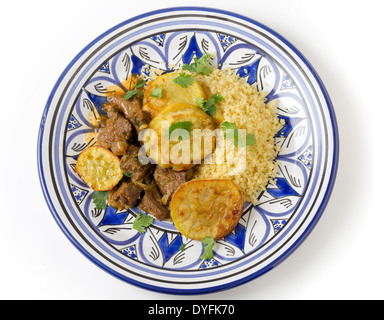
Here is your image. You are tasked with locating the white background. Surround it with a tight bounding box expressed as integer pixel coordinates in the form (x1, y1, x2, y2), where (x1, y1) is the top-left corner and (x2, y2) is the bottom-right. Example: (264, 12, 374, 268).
(1, 0, 383, 300)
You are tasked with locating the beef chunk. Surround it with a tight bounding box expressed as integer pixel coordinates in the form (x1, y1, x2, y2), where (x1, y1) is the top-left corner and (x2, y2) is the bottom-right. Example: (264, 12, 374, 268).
(153, 166, 193, 204)
(97, 110, 133, 156)
(107, 93, 151, 132)
(108, 182, 143, 210)
(120, 144, 153, 180)
(138, 185, 170, 221)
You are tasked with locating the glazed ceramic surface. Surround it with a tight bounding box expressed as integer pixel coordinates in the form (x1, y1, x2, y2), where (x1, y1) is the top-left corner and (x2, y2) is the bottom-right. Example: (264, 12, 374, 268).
(38, 7, 339, 294)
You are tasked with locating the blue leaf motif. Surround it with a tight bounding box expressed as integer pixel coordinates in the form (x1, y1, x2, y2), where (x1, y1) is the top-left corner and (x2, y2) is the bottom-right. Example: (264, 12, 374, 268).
(256, 57, 279, 97)
(84, 89, 108, 117)
(158, 233, 183, 263)
(130, 41, 167, 70)
(111, 51, 131, 83)
(237, 58, 261, 85)
(182, 34, 204, 64)
(220, 43, 261, 69)
(278, 119, 309, 156)
(131, 54, 147, 75)
(224, 224, 247, 251)
(98, 206, 129, 227)
(139, 228, 164, 267)
(267, 177, 300, 198)
(272, 92, 306, 118)
(165, 31, 192, 68)
(244, 207, 271, 253)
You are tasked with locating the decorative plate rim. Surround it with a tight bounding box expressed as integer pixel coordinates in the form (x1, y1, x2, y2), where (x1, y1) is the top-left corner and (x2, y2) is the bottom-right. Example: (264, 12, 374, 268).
(37, 6, 339, 295)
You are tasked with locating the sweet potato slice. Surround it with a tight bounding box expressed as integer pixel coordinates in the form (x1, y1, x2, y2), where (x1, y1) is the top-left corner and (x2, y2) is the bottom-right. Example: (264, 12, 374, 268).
(143, 103, 215, 171)
(75, 146, 123, 191)
(143, 72, 207, 118)
(170, 179, 244, 241)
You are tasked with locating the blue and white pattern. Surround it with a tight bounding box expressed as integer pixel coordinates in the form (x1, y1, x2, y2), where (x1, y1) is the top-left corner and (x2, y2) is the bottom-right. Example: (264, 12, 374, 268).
(38, 8, 338, 294)
(65, 29, 313, 270)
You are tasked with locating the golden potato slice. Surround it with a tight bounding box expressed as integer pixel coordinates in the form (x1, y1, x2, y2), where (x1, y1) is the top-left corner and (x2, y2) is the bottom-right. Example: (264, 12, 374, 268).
(170, 179, 244, 241)
(143, 72, 207, 118)
(75, 146, 123, 191)
(143, 103, 215, 171)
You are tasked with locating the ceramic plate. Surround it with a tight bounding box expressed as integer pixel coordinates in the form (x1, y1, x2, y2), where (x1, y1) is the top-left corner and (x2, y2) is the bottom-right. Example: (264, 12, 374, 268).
(37, 7, 339, 294)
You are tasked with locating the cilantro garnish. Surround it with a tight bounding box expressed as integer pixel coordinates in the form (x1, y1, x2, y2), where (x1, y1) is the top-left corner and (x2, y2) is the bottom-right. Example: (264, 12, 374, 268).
(221, 121, 256, 149)
(123, 172, 133, 178)
(182, 53, 212, 75)
(196, 93, 224, 116)
(245, 133, 256, 147)
(221, 121, 237, 135)
(173, 72, 195, 88)
(132, 212, 154, 234)
(91, 191, 108, 210)
(167, 121, 193, 140)
(124, 78, 147, 100)
(150, 86, 162, 98)
(201, 236, 215, 261)
(124, 89, 139, 100)
(179, 243, 186, 252)
(134, 78, 147, 88)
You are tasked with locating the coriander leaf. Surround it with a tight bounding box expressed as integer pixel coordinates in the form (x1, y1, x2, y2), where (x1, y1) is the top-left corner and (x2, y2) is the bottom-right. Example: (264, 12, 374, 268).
(179, 243, 186, 252)
(124, 89, 139, 100)
(173, 73, 195, 88)
(150, 86, 162, 98)
(132, 212, 154, 234)
(123, 172, 133, 178)
(196, 96, 205, 109)
(210, 93, 224, 104)
(200, 236, 215, 261)
(135, 78, 146, 88)
(167, 121, 193, 140)
(91, 191, 108, 210)
(182, 53, 212, 75)
(221, 121, 256, 149)
(200, 99, 216, 116)
(221, 121, 237, 131)
(222, 121, 242, 146)
(197, 93, 224, 116)
(246, 133, 256, 147)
